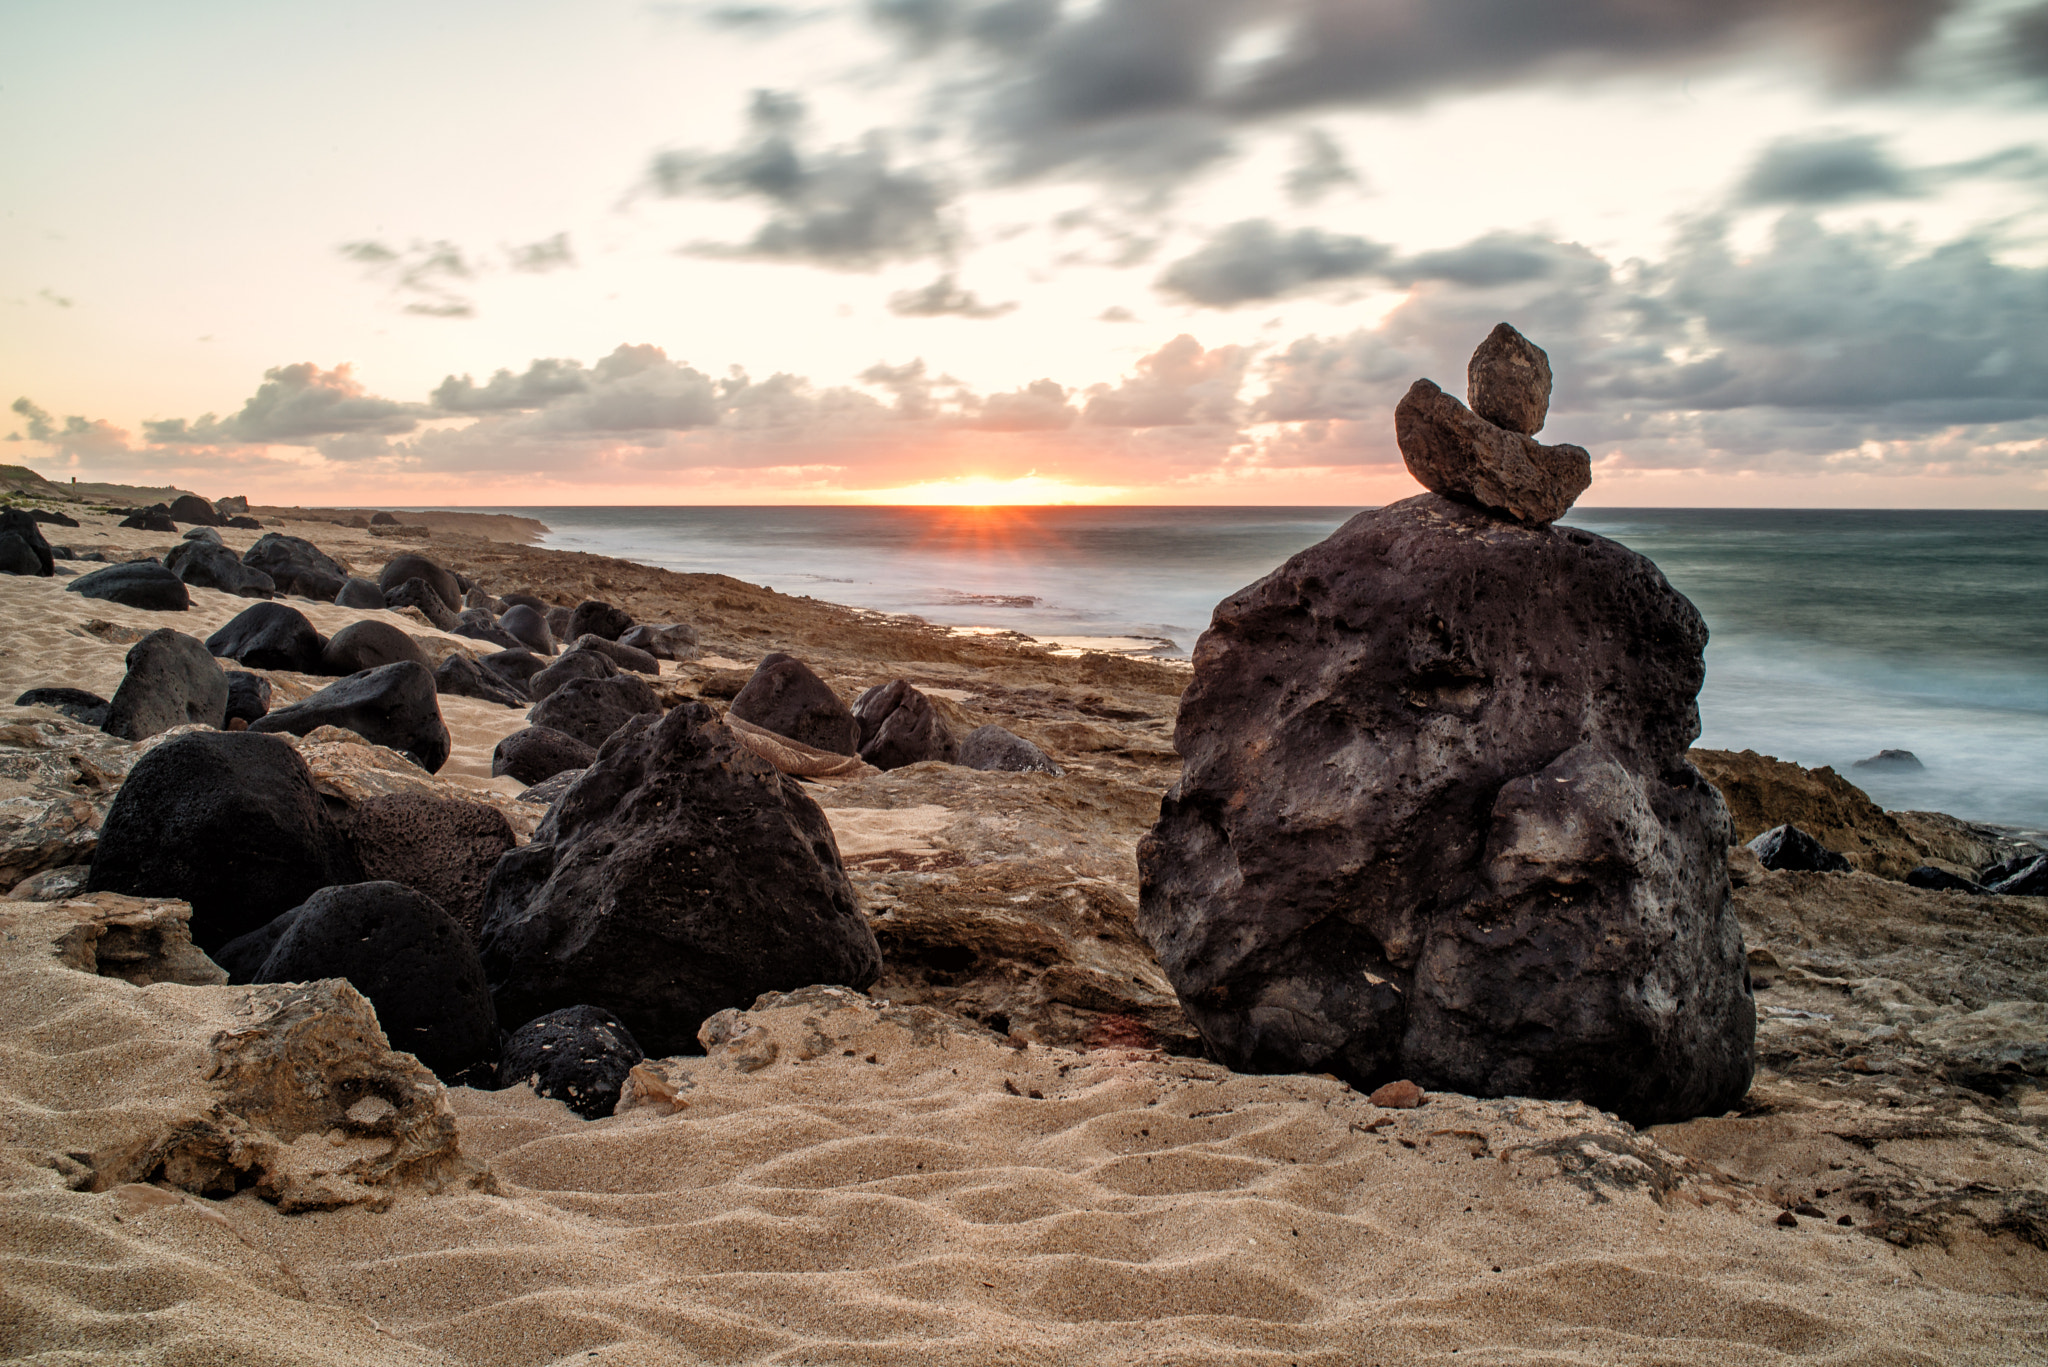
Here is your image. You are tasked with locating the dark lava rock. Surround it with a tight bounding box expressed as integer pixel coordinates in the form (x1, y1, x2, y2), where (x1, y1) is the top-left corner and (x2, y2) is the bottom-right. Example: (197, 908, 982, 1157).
(224, 670, 272, 724)
(103, 628, 229, 741)
(15, 686, 110, 727)
(1905, 865, 1987, 894)
(385, 577, 459, 630)
(119, 507, 177, 532)
(1136, 493, 1752, 1126)
(250, 660, 451, 772)
(567, 599, 634, 642)
(0, 510, 54, 575)
(0, 532, 45, 576)
(250, 881, 497, 1083)
(1851, 748, 1924, 771)
(242, 534, 347, 601)
(492, 725, 598, 785)
(29, 507, 79, 528)
(224, 516, 263, 531)
(1979, 853, 2037, 886)
(167, 494, 223, 527)
(499, 605, 554, 655)
(369, 511, 400, 526)
(376, 553, 463, 614)
(619, 623, 698, 660)
(728, 653, 858, 756)
(516, 768, 585, 808)
(211, 913, 298, 984)
(1748, 824, 1853, 874)
(165, 539, 276, 598)
(526, 673, 661, 750)
(852, 680, 957, 770)
(528, 647, 618, 702)
(1467, 322, 1553, 436)
(1990, 855, 2048, 896)
(85, 730, 363, 950)
(957, 723, 1062, 775)
(340, 793, 517, 938)
(1396, 378, 1591, 526)
(544, 605, 573, 641)
(498, 1006, 644, 1120)
(501, 592, 547, 613)
(335, 576, 387, 610)
(320, 620, 429, 676)
(562, 633, 659, 676)
(478, 701, 881, 1055)
(207, 601, 325, 673)
(180, 526, 222, 545)
(435, 650, 528, 707)
(66, 560, 190, 612)
(452, 612, 523, 652)
(481, 648, 547, 691)
(462, 588, 498, 612)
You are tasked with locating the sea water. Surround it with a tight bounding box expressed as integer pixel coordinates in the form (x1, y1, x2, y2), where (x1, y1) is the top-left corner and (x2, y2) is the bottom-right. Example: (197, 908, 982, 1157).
(478, 505, 2047, 831)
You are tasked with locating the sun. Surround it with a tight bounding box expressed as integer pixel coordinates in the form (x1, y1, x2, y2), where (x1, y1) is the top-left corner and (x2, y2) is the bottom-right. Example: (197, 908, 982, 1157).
(852, 474, 1126, 506)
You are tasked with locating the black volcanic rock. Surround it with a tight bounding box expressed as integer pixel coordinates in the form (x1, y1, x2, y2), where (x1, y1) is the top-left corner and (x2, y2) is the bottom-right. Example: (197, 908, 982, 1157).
(492, 725, 597, 786)
(1990, 855, 2048, 896)
(15, 686, 109, 727)
(102, 628, 229, 741)
(619, 623, 698, 660)
(1852, 748, 1924, 772)
(242, 534, 347, 601)
(165, 539, 276, 599)
(478, 701, 881, 1056)
(728, 653, 858, 756)
(1905, 865, 1987, 894)
(561, 633, 659, 676)
(385, 577, 458, 630)
(566, 599, 634, 642)
(250, 660, 452, 772)
(320, 619, 428, 676)
(0, 510, 54, 576)
(224, 670, 272, 724)
(527, 647, 617, 701)
(207, 602, 325, 673)
(851, 680, 957, 770)
(0, 532, 46, 577)
(526, 673, 661, 750)
(499, 604, 554, 655)
(66, 560, 190, 611)
(335, 576, 387, 610)
(498, 1006, 644, 1120)
(119, 506, 177, 532)
(376, 553, 463, 615)
(1137, 493, 1753, 1126)
(340, 793, 518, 939)
(434, 650, 528, 707)
(452, 610, 522, 652)
(167, 493, 223, 527)
(957, 724, 1062, 774)
(1748, 824, 1852, 874)
(481, 648, 548, 691)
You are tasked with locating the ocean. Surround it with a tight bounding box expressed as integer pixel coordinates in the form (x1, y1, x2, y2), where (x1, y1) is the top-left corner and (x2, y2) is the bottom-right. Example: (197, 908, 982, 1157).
(480, 504, 2047, 832)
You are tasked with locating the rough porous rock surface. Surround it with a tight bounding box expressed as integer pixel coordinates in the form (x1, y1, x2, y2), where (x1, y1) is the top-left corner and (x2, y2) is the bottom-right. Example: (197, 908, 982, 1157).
(339, 792, 517, 938)
(562, 632, 660, 675)
(525, 672, 661, 750)
(481, 647, 548, 692)
(499, 603, 554, 655)
(0, 531, 44, 576)
(319, 619, 429, 676)
(1749, 823, 1853, 874)
(452, 610, 522, 651)
(957, 723, 1063, 775)
(1466, 322, 1554, 435)
(1139, 493, 1754, 1125)
(85, 730, 363, 950)
(242, 533, 348, 601)
(335, 575, 387, 610)
(250, 660, 452, 773)
(567, 598, 634, 642)
(0, 509, 55, 576)
(224, 670, 272, 724)
(434, 650, 528, 708)
(65, 560, 191, 612)
(1396, 379, 1592, 526)
(853, 679, 959, 770)
(498, 1004, 645, 1120)
(492, 725, 598, 786)
(527, 645, 617, 701)
(0, 709, 139, 888)
(14, 687, 110, 728)
(207, 601, 326, 673)
(164, 538, 275, 598)
(376, 553, 463, 615)
(478, 701, 881, 1055)
(102, 628, 230, 741)
(385, 576, 458, 630)
(619, 621, 698, 660)
(729, 652, 859, 756)
(251, 881, 498, 1084)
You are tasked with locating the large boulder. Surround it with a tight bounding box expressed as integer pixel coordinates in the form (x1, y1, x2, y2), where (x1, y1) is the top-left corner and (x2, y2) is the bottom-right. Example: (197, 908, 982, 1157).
(1137, 492, 1753, 1125)
(619, 622, 698, 660)
(119, 506, 176, 532)
(66, 560, 190, 612)
(334, 576, 386, 610)
(498, 1005, 645, 1120)
(527, 647, 617, 701)
(247, 882, 497, 1083)
(167, 493, 223, 527)
(852, 680, 957, 770)
(478, 701, 882, 1055)
(499, 604, 554, 655)
(481, 648, 548, 691)
(567, 599, 633, 642)
(320, 619, 429, 676)
(340, 794, 518, 938)
(249, 660, 452, 773)
(434, 650, 528, 708)
(526, 673, 661, 750)
(166, 539, 276, 598)
(85, 730, 363, 950)
(492, 725, 598, 786)
(385, 577, 458, 630)
(207, 602, 325, 673)
(728, 653, 858, 756)
(957, 723, 1062, 775)
(0, 532, 44, 576)
(102, 628, 230, 741)
(562, 633, 659, 676)
(242, 534, 347, 601)
(376, 553, 463, 615)
(0, 510, 54, 576)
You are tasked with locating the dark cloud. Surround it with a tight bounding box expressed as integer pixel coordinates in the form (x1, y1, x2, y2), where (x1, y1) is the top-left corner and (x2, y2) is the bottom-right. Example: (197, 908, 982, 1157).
(1398, 233, 1609, 290)
(1739, 133, 1916, 204)
(339, 239, 476, 317)
(144, 364, 422, 444)
(886, 273, 1017, 317)
(508, 233, 576, 273)
(962, 378, 1077, 430)
(652, 91, 956, 268)
(2008, 2, 2048, 78)
(432, 358, 593, 413)
(1285, 128, 1361, 204)
(1155, 220, 1391, 306)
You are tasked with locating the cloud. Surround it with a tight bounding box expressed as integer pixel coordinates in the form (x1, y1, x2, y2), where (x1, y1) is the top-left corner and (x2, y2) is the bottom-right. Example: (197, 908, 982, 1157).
(652, 90, 957, 268)
(1285, 128, 1361, 204)
(508, 232, 576, 273)
(521, 345, 721, 433)
(1739, 133, 1917, 204)
(886, 273, 1017, 317)
(431, 357, 594, 413)
(962, 378, 1077, 430)
(143, 363, 422, 443)
(8, 399, 135, 461)
(1155, 220, 1391, 306)
(2007, 1, 2048, 78)
(1082, 334, 1248, 427)
(340, 239, 476, 317)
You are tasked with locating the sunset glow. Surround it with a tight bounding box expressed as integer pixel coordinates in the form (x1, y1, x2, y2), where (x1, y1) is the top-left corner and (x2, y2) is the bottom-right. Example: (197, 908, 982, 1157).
(852, 476, 1129, 507)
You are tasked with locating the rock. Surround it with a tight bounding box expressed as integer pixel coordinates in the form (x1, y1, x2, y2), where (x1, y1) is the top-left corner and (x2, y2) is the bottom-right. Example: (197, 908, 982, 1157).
(1906, 865, 1986, 893)
(517, 768, 585, 808)
(166, 493, 222, 526)
(1853, 748, 1924, 771)
(1990, 855, 2048, 896)
(66, 560, 191, 612)
(180, 525, 222, 544)
(526, 673, 662, 750)
(250, 661, 451, 773)
(206, 601, 325, 673)
(0, 531, 44, 576)
(499, 604, 554, 655)
(1395, 378, 1591, 526)
(567, 599, 634, 642)
(245, 882, 497, 1084)
(563, 633, 660, 675)
(102, 629, 229, 741)
(492, 725, 598, 785)
(375, 553, 463, 614)
(224, 670, 272, 724)
(852, 680, 957, 770)
(698, 669, 751, 701)
(434, 650, 528, 708)
(320, 619, 429, 676)
(224, 515, 263, 530)
(957, 724, 1063, 775)
(165, 538, 276, 598)
(1466, 322, 1553, 435)
(85, 730, 363, 950)
(544, 605, 573, 640)
(119, 506, 177, 532)
(1137, 493, 1752, 1125)
(242, 533, 347, 601)
(481, 648, 548, 691)
(339, 794, 517, 938)
(498, 1005, 644, 1120)
(370, 511, 399, 526)
(5, 864, 92, 902)
(1368, 1079, 1424, 1109)
(29, 507, 79, 528)
(0, 709, 141, 888)
(619, 622, 698, 660)
(0, 509, 54, 575)
(385, 577, 458, 630)
(452, 613, 524, 652)
(15, 687, 110, 727)
(1688, 749, 1932, 880)
(729, 652, 858, 756)
(527, 646, 618, 701)
(1979, 852, 2037, 886)
(214, 494, 249, 518)
(726, 716, 872, 778)
(501, 592, 548, 612)
(462, 587, 499, 611)
(478, 701, 882, 1055)
(1748, 824, 1853, 874)
(335, 576, 386, 610)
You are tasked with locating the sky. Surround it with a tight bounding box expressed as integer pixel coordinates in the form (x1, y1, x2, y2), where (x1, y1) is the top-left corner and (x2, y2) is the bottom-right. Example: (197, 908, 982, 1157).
(5, 0, 2048, 507)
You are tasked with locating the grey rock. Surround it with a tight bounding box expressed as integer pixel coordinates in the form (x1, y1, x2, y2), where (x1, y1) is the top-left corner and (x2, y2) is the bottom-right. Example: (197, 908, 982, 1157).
(14, 687, 109, 727)
(167, 493, 224, 527)
(1396, 378, 1591, 526)
(618, 622, 698, 660)
(167, 539, 276, 598)
(250, 660, 452, 773)
(492, 725, 598, 785)
(729, 652, 858, 755)
(179, 525, 223, 545)
(451, 610, 523, 652)
(1989, 855, 2048, 896)
(516, 767, 585, 807)
(1852, 748, 1924, 771)
(207, 602, 325, 673)
(103, 629, 229, 741)
(480, 648, 548, 691)
(66, 560, 191, 612)
(527, 673, 661, 750)
(0, 532, 45, 576)
(957, 724, 1062, 775)
(0, 510, 54, 576)
(544, 605, 572, 641)
(563, 633, 659, 676)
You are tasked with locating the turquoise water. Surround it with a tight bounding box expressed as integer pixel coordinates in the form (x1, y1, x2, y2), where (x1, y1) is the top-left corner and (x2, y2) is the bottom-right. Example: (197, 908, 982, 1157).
(465, 504, 2047, 830)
